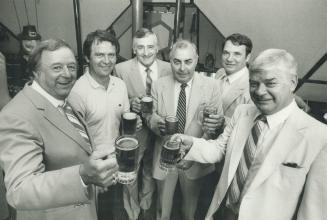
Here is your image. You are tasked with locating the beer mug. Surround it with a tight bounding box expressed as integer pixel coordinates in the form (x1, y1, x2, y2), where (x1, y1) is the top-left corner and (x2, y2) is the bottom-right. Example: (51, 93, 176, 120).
(203, 106, 220, 139)
(122, 112, 137, 135)
(159, 139, 181, 171)
(141, 96, 153, 114)
(115, 135, 139, 184)
(165, 116, 179, 135)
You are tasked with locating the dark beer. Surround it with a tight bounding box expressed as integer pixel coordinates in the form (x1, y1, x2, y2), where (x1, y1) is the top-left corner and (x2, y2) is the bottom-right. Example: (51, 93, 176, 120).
(165, 116, 179, 135)
(141, 96, 153, 113)
(203, 106, 219, 139)
(122, 112, 137, 135)
(159, 140, 180, 171)
(115, 136, 139, 184)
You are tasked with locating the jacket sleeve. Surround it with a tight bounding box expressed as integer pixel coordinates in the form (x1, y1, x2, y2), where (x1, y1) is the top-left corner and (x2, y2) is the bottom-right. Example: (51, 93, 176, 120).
(0, 113, 91, 210)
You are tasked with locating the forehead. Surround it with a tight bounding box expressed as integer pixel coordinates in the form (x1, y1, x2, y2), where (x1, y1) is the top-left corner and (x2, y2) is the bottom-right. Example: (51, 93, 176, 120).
(172, 47, 196, 60)
(223, 40, 246, 54)
(91, 40, 116, 53)
(40, 47, 76, 65)
(250, 65, 289, 81)
(134, 34, 157, 46)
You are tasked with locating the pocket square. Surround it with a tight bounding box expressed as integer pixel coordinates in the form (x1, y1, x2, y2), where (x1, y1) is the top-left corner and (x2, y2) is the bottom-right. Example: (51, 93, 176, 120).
(282, 162, 302, 168)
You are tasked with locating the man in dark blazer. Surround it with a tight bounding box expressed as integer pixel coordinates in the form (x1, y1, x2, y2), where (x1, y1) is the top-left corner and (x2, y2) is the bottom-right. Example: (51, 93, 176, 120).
(0, 39, 118, 220)
(115, 28, 171, 219)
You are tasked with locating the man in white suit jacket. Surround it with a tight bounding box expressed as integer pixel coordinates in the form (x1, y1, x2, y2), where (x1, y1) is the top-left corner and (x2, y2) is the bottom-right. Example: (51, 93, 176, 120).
(173, 49, 327, 220)
(148, 40, 224, 220)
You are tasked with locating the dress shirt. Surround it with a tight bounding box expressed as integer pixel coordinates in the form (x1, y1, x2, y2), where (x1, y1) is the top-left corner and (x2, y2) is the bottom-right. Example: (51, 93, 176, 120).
(137, 60, 159, 88)
(173, 78, 193, 115)
(222, 67, 248, 94)
(68, 71, 130, 150)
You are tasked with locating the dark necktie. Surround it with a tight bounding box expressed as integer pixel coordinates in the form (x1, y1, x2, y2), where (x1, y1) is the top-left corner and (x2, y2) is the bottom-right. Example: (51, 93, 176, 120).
(145, 68, 152, 96)
(62, 103, 92, 150)
(176, 83, 187, 133)
(227, 115, 267, 205)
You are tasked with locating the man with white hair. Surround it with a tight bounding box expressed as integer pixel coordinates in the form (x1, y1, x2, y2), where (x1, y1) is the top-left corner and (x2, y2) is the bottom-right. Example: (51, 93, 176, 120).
(173, 49, 327, 220)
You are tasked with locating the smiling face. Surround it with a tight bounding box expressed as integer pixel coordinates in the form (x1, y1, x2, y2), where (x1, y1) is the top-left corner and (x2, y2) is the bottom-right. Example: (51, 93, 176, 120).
(87, 40, 116, 79)
(222, 40, 250, 75)
(249, 65, 297, 115)
(34, 47, 77, 100)
(133, 34, 158, 67)
(170, 45, 198, 83)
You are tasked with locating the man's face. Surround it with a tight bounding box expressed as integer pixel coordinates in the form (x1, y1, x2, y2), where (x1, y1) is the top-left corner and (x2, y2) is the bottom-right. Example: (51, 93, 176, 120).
(170, 47, 198, 83)
(88, 40, 116, 78)
(22, 39, 39, 56)
(133, 34, 158, 67)
(222, 40, 250, 75)
(249, 65, 297, 115)
(34, 47, 77, 100)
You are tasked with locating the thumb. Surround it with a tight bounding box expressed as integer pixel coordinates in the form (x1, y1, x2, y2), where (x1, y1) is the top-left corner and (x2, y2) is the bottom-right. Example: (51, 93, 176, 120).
(91, 149, 111, 160)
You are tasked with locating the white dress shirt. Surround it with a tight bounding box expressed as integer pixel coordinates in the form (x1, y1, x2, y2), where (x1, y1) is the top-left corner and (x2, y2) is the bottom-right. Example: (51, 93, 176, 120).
(137, 60, 159, 87)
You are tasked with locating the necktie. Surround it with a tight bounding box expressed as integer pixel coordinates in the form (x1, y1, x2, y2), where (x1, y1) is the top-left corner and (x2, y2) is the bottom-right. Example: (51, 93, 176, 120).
(221, 75, 230, 94)
(227, 115, 267, 205)
(145, 68, 152, 96)
(176, 83, 187, 134)
(62, 103, 92, 150)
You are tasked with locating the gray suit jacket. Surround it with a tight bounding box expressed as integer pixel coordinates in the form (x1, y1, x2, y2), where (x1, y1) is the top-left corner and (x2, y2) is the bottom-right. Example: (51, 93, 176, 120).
(115, 58, 171, 153)
(0, 85, 97, 220)
(149, 73, 223, 180)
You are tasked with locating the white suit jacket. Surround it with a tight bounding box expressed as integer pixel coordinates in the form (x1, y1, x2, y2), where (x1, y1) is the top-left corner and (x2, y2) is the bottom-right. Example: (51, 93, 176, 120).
(187, 104, 327, 220)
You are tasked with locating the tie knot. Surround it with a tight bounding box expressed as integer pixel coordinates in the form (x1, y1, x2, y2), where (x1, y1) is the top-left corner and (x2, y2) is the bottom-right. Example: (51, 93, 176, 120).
(181, 83, 187, 89)
(145, 68, 151, 74)
(256, 114, 267, 123)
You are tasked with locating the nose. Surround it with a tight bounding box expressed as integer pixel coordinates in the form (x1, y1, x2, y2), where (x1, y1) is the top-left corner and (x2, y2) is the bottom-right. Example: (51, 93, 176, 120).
(255, 83, 267, 96)
(226, 54, 233, 62)
(62, 65, 72, 77)
(144, 48, 150, 56)
(103, 55, 110, 64)
(179, 62, 185, 71)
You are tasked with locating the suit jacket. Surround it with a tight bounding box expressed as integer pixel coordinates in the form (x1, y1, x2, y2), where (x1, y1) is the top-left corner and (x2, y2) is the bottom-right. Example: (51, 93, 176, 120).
(0, 85, 97, 220)
(149, 73, 223, 180)
(115, 58, 171, 152)
(187, 104, 327, 220)
(215, 68, 251, 119)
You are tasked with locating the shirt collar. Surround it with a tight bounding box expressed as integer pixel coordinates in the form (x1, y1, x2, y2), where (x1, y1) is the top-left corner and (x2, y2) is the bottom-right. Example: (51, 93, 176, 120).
(227, 67, 248, 84)
(175, 77, 194, 88)
(31, 81, 65, 108)
(264, 99, 297, 129)
(85, 70, 109, 90)
(137, 60, 158, 73)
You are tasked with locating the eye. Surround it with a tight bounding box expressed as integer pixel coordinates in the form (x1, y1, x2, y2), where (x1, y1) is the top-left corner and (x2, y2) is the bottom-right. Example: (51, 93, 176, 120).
(185, 60, 193, 65)
(249, 81, 259, 88)
(52, 65, 63, 72)
(108, 53, 116, 58)
(266, 82, 276, 88)
(67, 64, 77, 72)
(173, 60, 181, 65)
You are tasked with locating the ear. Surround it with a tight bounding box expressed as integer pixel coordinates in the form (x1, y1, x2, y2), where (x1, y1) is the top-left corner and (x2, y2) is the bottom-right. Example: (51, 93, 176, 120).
(32, 71, 39, 78)
(84, 56, 89, 63)
(245, 53, 252, 63)
(290, 74, 298, 92)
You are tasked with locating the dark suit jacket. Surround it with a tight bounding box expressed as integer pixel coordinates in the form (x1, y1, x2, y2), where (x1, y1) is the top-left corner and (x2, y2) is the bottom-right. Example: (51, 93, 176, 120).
(0, 85, 97, 220)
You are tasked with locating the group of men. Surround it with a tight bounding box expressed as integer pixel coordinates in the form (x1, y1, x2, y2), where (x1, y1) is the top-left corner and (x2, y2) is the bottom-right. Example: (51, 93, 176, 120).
(0, 25, 326, 220)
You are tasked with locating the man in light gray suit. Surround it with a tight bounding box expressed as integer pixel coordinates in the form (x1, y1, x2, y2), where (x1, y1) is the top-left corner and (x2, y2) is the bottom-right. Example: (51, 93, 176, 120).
(115, 28, 171, 220)
(0, 39, 118, 220)
(173, 49, 327, 220)
(148, 39, 224, 220)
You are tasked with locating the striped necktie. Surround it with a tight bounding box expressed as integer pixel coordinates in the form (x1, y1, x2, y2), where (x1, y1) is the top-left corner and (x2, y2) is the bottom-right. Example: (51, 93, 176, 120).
(145, 67, 152, 96)
(62, 103, 92, 150)
(227, 115, 267, 206)
(176, 83, 187, 134)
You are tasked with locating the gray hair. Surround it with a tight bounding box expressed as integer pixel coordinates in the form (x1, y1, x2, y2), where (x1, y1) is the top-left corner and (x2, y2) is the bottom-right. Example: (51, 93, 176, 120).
(132, 28, 158, 48)
(249, 49, 298, 76)
(169, 39, 198, 60)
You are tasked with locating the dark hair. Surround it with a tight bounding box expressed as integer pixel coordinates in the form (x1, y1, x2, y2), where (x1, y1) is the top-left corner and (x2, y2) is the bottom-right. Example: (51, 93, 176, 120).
(83, 29, 120, 60)
(28, 38, 74, 72)
(222, 33, 253, 55)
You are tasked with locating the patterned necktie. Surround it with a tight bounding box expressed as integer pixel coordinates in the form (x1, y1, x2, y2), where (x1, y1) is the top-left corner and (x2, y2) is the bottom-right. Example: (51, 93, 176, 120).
(145, 67, 152, 96)
(227, 115, 267, 205)
(62, 103, 92, 150)
(176, 83, 187, 134)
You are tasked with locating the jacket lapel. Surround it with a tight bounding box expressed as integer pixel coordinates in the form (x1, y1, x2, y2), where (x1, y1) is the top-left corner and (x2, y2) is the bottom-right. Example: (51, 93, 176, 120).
(185, 74, 203, 131)
(130, 58, 146, 95)
(246, 107, 307, 192)
(227, 109, 259, 184)
(161, 76, 175, 116)
(24, 86, 92, 154)
(222, 73, 249, 112)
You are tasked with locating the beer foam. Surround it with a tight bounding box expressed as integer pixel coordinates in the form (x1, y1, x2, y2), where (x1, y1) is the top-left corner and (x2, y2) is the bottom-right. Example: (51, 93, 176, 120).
(166, 116, 178, 122)
(164, 141, 180, 150)
(142, 96, 152, 102)
(123, 112, 136, 120)
(116, 137, 138, 150)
